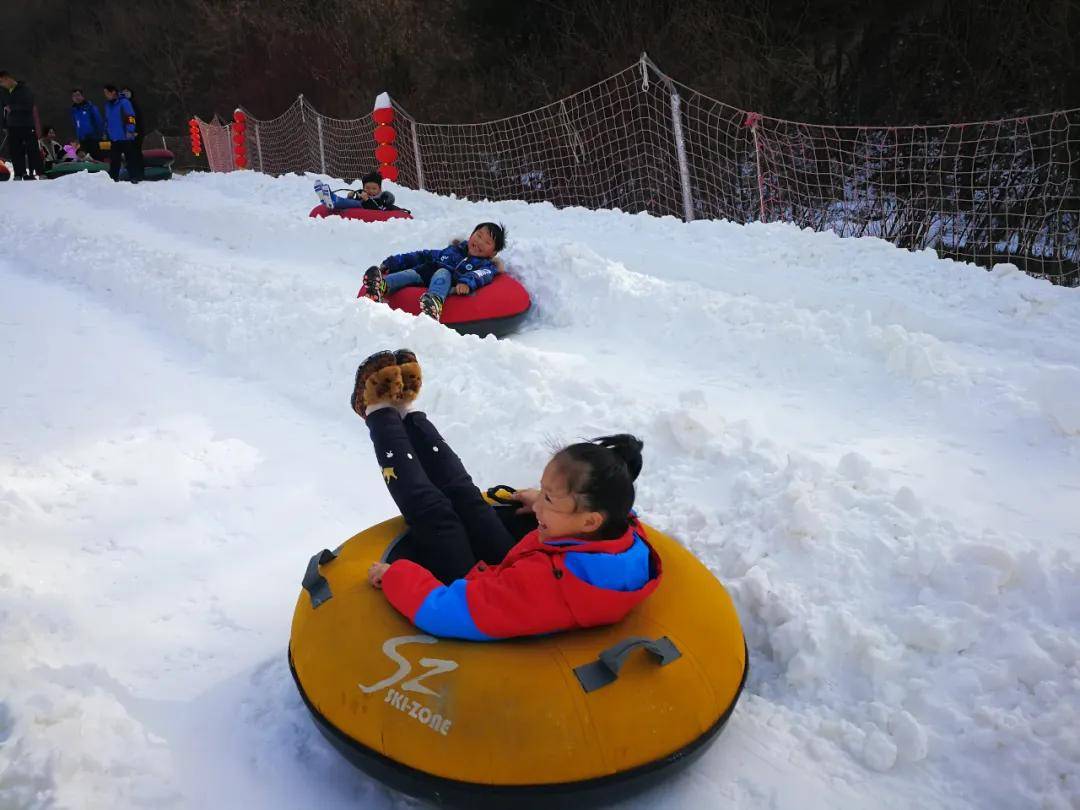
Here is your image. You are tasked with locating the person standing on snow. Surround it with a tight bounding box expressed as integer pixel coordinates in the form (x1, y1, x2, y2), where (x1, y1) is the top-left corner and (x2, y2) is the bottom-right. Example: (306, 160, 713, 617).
(102, 84, 142, 182)
(0, 70, 45, 180)
(70, 89, 105, 160)
(120, 87, 145, 180)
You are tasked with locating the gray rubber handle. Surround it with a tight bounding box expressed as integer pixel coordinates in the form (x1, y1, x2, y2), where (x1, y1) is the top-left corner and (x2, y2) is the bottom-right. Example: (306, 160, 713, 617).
(573, 635, 682, 693)
(302, 548, 339, 609)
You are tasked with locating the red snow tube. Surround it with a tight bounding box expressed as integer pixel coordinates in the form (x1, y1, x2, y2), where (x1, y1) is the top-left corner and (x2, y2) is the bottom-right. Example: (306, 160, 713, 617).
(142, 149, 175, 168)
(358, 273, 531, 338)
(310, 205, 413, 223)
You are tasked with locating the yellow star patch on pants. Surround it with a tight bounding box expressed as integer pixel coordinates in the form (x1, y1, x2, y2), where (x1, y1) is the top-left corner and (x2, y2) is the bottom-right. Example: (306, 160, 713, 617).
(382, 467, 397, 483)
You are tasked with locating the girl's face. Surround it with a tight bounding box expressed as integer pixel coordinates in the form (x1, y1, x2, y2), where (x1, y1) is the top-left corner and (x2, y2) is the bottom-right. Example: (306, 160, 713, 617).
(467, 227, 496, 258)
(534, 460, 602, 541)
(363, 182, 381, 197)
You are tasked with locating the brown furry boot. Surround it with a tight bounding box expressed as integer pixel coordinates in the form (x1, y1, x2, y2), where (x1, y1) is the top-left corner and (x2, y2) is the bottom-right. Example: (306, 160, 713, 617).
(364, 365, 404, 415)
(394, 349, 422, 408)
(351, 350, 399, 418)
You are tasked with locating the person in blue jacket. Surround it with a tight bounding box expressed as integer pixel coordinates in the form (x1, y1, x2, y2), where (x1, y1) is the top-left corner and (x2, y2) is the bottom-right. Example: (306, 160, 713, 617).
(70, 89, 104, 159)
(362, 223, 507, 320)
(102, 84, 142, 182)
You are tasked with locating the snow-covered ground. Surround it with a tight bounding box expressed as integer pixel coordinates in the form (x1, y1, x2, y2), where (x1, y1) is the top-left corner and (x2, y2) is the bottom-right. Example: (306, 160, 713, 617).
(1, 171, 1078, 810)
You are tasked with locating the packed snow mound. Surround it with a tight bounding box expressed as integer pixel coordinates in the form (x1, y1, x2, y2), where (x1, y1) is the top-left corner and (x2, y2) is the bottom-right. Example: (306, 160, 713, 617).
(1, 170, 1078, 810)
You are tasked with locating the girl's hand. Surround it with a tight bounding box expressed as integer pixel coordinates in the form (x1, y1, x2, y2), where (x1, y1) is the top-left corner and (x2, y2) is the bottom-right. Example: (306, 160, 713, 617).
(368, 562, 391, 589)
(454, 283, 470, 295)
(511, 488, 540, 514)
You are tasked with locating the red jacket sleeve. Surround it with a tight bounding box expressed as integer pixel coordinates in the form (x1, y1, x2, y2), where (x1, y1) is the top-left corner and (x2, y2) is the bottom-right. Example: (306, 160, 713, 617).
(381, 559, 442, 620)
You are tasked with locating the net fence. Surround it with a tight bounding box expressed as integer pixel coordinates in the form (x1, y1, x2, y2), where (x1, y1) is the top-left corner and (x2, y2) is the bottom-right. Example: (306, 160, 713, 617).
(196, 56, 1080, 285)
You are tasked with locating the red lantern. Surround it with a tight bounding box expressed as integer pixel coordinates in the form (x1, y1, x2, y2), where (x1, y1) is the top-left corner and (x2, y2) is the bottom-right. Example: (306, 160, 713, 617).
(372, 107, 394, 125)
(232, 131, 245, 146)
(379, 163, 399, 182)
(189, 118, 202, 156)
(235, 156, 247, 169)
(374, 144, 398, 164)
(374, 125, 396, 145)
(233, 110, 247, 125)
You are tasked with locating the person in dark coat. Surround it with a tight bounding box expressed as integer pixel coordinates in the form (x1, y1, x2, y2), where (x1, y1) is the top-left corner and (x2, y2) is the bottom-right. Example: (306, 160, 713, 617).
(102, 84, 141, 182)
(70, 89, 105, 160)
(0, 70, 45, 180)
(120, 87, 145, 180)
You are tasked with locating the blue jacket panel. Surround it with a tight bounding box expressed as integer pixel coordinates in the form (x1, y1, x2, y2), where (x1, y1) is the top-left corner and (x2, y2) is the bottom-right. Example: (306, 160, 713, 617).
(71, 102, 104, 140)
(383, 242, 499, 292)
(411, 579, 493, 641)
(563, 535, 652, 592)
(104, 98, 137, 141)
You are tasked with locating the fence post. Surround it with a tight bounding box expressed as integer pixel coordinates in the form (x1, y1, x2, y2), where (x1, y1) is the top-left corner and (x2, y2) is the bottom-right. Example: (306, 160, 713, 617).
(411, 118, 425, 190)
(298, 95, 309, 174)
(642, 53, 694, 222)
(317, 114, 327, 175)
(254, 122, 264, 173)
(669, 88, 694, 222)
(745, 113, 767, 223)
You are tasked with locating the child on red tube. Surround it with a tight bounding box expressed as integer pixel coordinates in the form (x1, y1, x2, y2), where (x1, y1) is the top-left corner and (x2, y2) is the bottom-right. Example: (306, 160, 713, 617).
(314, 171, 399, 212)
(352, 350, 661, 641)
(361, 222, 506, 321)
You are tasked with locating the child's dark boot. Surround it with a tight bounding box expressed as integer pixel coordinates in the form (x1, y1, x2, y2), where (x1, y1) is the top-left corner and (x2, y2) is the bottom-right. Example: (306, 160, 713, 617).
(363, 266, 388, 303)
(419, 292, 444, 321)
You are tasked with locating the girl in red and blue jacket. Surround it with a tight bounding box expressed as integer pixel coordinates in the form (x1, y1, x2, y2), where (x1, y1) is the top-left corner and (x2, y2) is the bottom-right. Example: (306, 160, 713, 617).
(353, 349, 661, 641)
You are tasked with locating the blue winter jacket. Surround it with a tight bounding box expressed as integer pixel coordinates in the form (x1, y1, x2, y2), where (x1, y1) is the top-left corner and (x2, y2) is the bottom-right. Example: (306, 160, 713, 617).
(103, 97, 137, 141)
(383, 241, 499, 292)
(71, 101, 104, 140)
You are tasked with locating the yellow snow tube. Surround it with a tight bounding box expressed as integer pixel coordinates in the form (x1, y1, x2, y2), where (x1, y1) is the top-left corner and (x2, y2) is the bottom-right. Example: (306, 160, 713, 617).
(289, 502, 747, 807)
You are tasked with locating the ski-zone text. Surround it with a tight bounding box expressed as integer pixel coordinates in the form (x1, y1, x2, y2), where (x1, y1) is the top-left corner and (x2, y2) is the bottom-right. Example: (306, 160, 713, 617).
(383, 687, 453, 735)
(358, 634, 459, 736)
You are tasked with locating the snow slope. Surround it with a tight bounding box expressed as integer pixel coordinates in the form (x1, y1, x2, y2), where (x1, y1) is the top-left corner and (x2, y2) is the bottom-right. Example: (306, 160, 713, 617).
(1, 171, 1078, 810)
